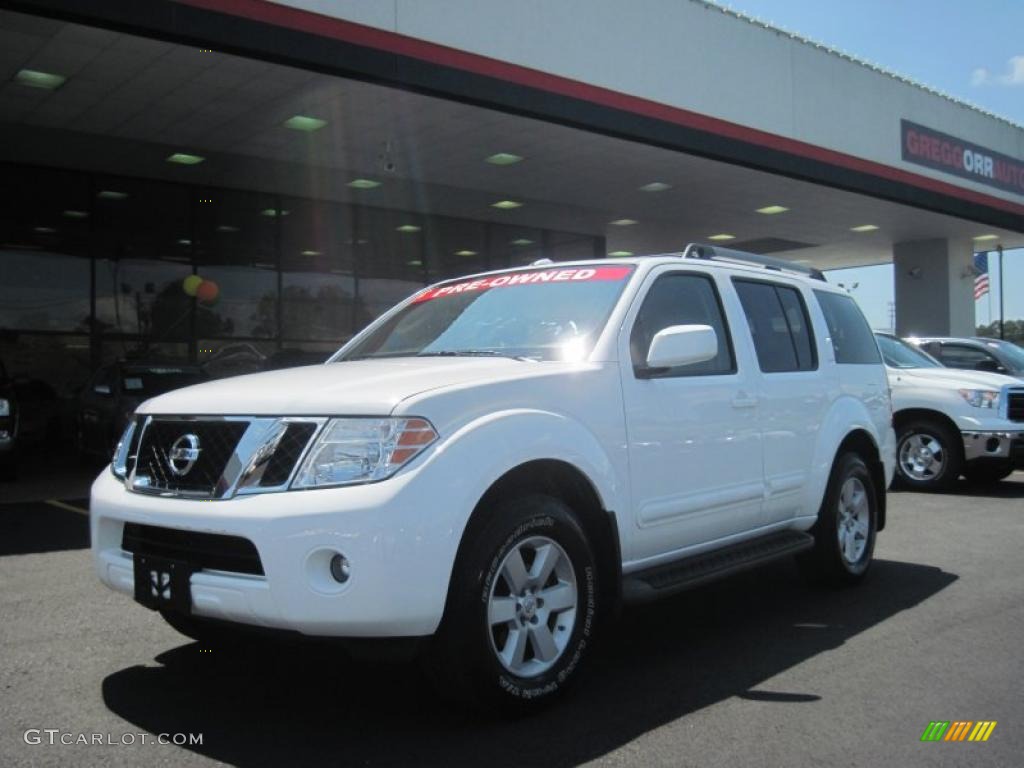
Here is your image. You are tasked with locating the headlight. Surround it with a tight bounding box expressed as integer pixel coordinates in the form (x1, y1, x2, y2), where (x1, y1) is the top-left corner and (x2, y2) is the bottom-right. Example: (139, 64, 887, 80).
(958, 389, 1000, 409)
(292, 417, 437, 488)
(0, 398, 9, 417)
(111, 420, 137, 479)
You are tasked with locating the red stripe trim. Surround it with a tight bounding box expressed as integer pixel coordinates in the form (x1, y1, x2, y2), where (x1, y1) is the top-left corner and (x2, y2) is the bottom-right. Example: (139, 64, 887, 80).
(177, 0, 1024, 219)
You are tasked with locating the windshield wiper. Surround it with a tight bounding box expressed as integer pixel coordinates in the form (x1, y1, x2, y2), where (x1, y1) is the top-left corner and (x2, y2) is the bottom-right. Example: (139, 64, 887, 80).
(417, 350, 533, 362)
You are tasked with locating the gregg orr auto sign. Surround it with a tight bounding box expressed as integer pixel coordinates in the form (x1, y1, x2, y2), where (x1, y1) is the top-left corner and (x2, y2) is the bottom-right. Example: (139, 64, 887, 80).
(901, 119, 1024, 196)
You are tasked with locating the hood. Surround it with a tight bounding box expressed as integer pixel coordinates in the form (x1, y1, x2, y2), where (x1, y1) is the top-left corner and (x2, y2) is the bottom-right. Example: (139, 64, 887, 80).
(137, 357, 551, 416)
(887, 366, 1021, 390)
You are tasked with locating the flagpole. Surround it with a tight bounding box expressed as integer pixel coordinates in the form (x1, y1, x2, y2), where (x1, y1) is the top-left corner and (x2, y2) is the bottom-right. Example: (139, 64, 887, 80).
(998, 244, 1004, 340)
(987, 255, 992, 329)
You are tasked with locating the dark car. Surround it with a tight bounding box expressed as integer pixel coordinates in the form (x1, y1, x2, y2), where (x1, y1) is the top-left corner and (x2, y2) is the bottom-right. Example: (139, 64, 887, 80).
(0, 359, 17, 478)
(908, 337, 1024, 380)
(77, 362, 208, 460)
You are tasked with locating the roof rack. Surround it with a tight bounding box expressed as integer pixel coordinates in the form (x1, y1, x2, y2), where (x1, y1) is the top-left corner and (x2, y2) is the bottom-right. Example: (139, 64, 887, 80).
(682, 243, 827, 281)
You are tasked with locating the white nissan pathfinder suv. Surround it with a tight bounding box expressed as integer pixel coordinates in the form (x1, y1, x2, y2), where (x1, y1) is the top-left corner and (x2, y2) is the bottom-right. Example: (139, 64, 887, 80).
(91, 245, 895, 709)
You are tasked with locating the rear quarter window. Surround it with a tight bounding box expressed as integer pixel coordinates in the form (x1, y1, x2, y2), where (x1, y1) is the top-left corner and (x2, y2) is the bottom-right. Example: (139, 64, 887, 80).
(814, 291, 881, 364)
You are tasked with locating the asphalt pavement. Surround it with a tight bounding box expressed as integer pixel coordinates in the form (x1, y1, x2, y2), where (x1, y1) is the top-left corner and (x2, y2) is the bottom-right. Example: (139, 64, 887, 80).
(1, 473, 1022, 767)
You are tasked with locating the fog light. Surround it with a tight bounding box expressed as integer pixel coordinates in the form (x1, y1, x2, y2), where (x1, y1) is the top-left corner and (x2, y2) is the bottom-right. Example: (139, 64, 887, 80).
(986, 438, 1000, 453)
(330, 553, 351, 583)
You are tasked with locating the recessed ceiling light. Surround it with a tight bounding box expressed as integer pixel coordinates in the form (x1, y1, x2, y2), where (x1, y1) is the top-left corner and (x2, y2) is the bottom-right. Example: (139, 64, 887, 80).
(850, 224, 879, 232)
(608, 250, 634, 257)
(177, 238, 192, 246)
(708, 233, 736, 241)
(97, 190, 128, 200)
(610, 219, 638, 226)
(973, 234, 999, 241)
(167, 152, 204, 165)
(283, 115, 327, 132)
(407, 259, 423, 267)
(756, 205, 789, 215)
(485, 153, 523, 166)
(491, 200, 523, 210)
(62, 210, 88, 219)
(511, 238, 534, 246)
(347, 178, 381, 189)
(216, 225, 239, 233)
(455, 250, 478, 256)
(639, 182, 671, 192)
(301, 249, 321, 257)
(33, 226, 56, 234)
(15, 68, 65, 90)
(261, 208, 290, 217)
(396, 224, 421, 233)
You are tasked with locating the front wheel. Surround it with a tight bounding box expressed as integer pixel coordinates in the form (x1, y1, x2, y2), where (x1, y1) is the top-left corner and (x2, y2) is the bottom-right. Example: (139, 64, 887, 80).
(426, 494, 600, 711)
(895, 420, 962, 491)
(799, 452, 878, 586)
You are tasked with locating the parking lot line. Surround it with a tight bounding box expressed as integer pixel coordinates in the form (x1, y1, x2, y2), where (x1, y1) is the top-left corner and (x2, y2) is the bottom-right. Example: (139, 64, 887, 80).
(44, 499, 88, 516)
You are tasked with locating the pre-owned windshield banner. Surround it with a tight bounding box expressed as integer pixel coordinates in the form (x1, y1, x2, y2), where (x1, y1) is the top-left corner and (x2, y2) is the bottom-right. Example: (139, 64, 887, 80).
(412, 266, 634, 302)
(901, 119, 1024, 196)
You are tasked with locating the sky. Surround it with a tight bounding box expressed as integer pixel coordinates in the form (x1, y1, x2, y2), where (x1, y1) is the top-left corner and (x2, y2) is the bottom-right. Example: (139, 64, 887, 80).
(708, 0, 1024, 331)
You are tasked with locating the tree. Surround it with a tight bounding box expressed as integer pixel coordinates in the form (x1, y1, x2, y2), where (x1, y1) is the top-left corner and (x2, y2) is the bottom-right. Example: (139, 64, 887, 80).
(975, 320, 1024, 345)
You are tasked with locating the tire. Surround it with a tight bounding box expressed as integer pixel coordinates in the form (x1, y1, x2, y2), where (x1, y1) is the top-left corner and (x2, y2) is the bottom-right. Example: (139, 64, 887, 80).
(159, 610, 245, 646)
(799, 452, 878, 587)
(894, 419, 963, 492)
(425, 494, 600, 712)
(963, 462, 1014, 485)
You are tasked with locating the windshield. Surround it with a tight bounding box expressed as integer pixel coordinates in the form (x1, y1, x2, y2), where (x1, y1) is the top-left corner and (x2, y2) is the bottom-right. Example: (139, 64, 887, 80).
(875, 335, 941, 369)
(341, 265, 635, 362)
(121, 368, 205, 395)
(981, 339, 1024, 371)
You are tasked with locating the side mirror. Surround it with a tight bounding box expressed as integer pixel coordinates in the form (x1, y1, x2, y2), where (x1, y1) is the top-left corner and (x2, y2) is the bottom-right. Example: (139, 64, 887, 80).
(94, 384, 112, 396)
(974, 359, 1000, 373)
(642, 324, 718, 374)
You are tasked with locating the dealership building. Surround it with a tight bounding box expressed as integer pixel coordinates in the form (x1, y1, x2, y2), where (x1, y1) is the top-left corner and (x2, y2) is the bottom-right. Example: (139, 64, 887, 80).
(1, 0, 1023, 398)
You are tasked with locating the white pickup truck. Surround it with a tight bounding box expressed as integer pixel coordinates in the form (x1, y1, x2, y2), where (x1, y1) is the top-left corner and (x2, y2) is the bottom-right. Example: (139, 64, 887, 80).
(875, 333, 1024, 490)
(92, 246, 895, 710)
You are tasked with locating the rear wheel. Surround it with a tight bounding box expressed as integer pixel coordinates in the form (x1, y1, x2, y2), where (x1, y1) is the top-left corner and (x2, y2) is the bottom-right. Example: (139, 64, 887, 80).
(426, 494, 600, 711)
(799, 452, 878, 586)
(895, 419, 962, 491)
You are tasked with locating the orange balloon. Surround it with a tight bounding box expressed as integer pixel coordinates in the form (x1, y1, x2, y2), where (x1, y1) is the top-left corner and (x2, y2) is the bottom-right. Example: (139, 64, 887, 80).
(196, 280, 219, 303)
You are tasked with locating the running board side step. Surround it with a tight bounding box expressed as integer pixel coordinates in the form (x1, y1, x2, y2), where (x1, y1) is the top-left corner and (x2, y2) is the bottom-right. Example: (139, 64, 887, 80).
(622, 531, 814, 604)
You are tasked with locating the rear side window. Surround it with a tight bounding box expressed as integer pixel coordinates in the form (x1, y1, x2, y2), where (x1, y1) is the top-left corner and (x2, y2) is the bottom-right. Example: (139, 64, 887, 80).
(733, 280, 816, 373)
(630, 273, 734, 376)
(934, 344, 997, 370)
(814, 291, 881, 364)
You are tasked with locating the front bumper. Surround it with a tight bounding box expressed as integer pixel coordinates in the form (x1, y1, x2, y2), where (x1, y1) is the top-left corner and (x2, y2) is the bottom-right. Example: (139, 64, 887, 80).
(90, 469, 460, 638)
(962, 430, 1024, 466)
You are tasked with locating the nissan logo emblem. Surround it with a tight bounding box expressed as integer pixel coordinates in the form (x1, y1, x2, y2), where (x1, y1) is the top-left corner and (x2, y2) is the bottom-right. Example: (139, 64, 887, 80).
(168, 433, 201, 476)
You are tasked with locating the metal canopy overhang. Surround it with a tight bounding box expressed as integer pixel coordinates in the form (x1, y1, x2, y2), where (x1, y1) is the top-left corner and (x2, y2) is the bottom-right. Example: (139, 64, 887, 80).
(1, 0, 1022, 270)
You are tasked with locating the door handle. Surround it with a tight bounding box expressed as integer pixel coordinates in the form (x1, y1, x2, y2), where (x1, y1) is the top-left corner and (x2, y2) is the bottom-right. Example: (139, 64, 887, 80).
(731, 395, 758, 409)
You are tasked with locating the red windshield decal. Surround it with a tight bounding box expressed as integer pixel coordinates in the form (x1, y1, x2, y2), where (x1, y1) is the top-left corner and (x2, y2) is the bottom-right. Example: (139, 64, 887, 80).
(412, 265, 633, 303)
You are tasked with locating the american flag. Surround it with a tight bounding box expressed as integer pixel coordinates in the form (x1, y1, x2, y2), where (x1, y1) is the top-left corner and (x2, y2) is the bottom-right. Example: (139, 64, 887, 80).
(974, 252, 990, 300)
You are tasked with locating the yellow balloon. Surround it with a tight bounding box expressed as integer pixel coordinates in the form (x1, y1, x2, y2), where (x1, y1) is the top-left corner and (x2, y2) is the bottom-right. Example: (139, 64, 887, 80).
(182, 274, 203, 296)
